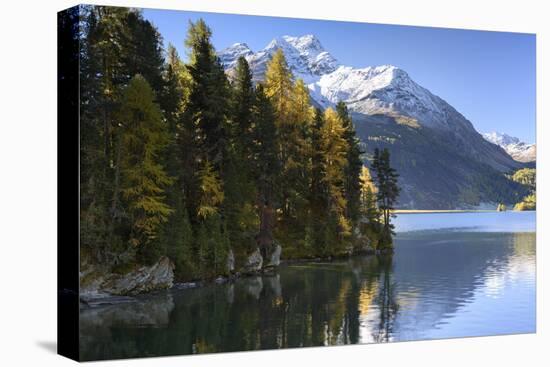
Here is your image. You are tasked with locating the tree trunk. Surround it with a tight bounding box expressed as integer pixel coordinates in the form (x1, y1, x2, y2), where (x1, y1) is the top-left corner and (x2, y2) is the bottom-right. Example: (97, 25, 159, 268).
(108, 132, 123, 242)
(257, 193, 275, 258)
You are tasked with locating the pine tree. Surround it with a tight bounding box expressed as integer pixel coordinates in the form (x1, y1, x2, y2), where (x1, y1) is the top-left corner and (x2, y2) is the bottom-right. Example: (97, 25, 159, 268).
(124, 10, 165, 96)
(157, 44, 195, 277)
(223, 57, 258, 256)
(181, 19, 230, 225)
(232, 56, 255, 152)
(371, 148, 400, 248)
(117, 75, 174, 250)
(80, 6, 132, 255)
(196, 214, 230, 278)
(308, 108, 328, 254)
(336, 101, 363, 229)
(162, 44, 188, 132)
(163, 194, 195, 279)
(252, 84, 280, 256)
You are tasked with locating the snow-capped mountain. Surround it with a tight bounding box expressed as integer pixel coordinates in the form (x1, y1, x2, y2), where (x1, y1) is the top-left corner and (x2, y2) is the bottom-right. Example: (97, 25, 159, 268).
(218, 43, 254, 69)
(483, 132, 536, 163)
(220, 35, 475, 132)
(219, 35, 529, 209)
(220, 35, 338, 84)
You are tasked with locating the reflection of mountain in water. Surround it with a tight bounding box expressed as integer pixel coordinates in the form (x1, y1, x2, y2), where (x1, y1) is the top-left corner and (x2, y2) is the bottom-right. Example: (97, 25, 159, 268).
(79, 231, 535, 360)
(388, 231, 535, 341)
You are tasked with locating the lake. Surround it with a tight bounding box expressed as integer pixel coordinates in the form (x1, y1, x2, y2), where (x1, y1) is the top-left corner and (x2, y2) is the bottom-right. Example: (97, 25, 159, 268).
(79, 211, 536, 360)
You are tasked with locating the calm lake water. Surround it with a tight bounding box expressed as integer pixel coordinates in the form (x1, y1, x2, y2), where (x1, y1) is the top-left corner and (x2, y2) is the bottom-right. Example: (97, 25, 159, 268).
(80, 211, 536, 360)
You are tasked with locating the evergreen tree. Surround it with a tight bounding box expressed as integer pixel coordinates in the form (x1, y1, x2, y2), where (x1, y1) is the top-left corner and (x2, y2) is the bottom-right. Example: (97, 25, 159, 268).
(371, 148, 400, 247)
(80, 6, 132, 254)
(232, 56, 255, 152)
(196, 214, 230, 278)
(308, 108, 328, 254)
(124, 11, 165, 96)
(181, 19, 230, 225)
(252, 84, 280, 256)
(336, 101, 363, 228)
(223, 57, 258, 256)
(157, 44, 195, 278)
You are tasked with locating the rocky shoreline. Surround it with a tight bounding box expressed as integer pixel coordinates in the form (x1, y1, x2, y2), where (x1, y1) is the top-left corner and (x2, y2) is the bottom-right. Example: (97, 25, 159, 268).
(79, 243, 387, 307)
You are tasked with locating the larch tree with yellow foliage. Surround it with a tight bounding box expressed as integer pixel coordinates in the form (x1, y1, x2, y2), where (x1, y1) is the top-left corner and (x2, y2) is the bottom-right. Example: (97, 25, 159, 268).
(320, 108, 351, 252)
(117, 75, 174, 251)
(264, 50, 314, 252)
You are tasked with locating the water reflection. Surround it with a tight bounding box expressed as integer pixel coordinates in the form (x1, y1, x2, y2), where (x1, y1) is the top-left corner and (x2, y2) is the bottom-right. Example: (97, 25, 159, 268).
(80, 231, 535, 361)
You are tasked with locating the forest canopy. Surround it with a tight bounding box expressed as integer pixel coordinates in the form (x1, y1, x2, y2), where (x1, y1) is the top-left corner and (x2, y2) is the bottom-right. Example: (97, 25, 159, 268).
(78, 6, 398, 281)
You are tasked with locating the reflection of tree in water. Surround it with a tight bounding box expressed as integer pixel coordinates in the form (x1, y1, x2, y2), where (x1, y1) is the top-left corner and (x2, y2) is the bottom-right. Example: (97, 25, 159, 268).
(80, 255, 401, 360)
(372, 255, 399, 342)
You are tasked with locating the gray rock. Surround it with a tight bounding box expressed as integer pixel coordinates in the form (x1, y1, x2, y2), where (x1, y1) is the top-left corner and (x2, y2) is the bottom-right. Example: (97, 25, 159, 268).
(103, 256, 174, 296)
(215, 277, 227, 284)
(226, 248, 235, 273)
(266, 243, 282, 267)
(242, 248, 263, 274)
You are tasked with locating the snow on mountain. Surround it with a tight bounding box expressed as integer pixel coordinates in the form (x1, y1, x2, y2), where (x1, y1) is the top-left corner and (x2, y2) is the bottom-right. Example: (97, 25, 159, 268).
(218, 34, 522, 171)
(219, 43, 254, 69)
(483, 132, 536, 162)
(219, 35, 338, 84)
(218, 34, 528, 208)
(219, 35, 471, 131)
(311, 65, 462, 130)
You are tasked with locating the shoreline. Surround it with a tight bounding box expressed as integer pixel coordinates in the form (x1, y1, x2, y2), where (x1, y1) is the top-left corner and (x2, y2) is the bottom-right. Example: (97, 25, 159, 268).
(392, 209, 535, 214)
(81, 249, 392, 307)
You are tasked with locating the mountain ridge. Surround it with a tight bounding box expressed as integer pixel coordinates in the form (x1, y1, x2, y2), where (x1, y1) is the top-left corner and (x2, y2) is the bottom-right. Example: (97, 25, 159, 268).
(218, 34, 530, 209)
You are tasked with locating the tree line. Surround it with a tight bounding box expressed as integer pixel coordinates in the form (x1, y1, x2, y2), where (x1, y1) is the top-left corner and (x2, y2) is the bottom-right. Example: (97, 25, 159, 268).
(78, 6, 399, 281)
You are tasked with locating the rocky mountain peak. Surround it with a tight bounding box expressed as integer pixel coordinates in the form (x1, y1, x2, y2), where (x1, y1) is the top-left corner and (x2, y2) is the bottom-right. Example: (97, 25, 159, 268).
(483, 132, 536, 162)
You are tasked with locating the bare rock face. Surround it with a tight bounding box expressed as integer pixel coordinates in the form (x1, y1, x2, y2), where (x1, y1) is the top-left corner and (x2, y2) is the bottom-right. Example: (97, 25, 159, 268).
(102, 257, 175, 296)
(241, 248, 263, 274)
(81, 257, 175, 298)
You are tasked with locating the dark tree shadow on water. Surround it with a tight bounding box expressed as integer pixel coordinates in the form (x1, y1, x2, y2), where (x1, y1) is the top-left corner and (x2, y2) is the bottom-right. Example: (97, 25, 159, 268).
(36, 341, 57, 354)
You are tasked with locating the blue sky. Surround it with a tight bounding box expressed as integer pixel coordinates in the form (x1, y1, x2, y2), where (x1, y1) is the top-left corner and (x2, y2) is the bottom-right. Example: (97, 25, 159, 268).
(143, 8, 536, 143)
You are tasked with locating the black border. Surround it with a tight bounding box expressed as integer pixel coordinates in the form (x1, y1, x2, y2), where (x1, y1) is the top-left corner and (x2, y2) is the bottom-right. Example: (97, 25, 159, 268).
(57, 5, 80, 361)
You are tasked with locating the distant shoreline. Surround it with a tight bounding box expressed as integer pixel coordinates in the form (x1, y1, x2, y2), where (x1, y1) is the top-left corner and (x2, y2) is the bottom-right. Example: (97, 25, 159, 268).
(393, 209, 520, 214)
